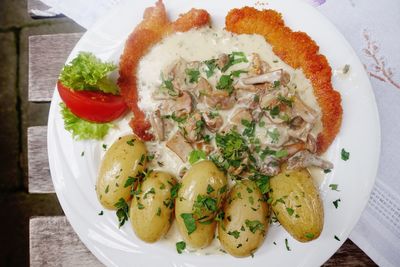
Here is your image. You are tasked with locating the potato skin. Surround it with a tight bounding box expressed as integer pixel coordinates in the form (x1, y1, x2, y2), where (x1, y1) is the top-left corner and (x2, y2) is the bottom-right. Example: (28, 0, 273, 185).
(218, 180, 269, 257)
(96, 135, 147, 209)
(175, 160, 227, 248)
(130, 171, 176, 243)
(269, 167, 323, 242)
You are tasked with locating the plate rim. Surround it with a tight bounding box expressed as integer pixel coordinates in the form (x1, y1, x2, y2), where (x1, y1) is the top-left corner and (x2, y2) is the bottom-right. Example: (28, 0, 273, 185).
(47, 0, 381, 266)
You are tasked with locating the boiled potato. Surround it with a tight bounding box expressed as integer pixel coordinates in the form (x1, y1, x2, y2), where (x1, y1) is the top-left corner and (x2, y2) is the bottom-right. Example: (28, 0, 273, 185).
(96, 135, 147, 209)
(130, 171, 177, 243)
(218, 180, 269, 257)
(175, 160, 227, 248)
(269, 167, 323, 242)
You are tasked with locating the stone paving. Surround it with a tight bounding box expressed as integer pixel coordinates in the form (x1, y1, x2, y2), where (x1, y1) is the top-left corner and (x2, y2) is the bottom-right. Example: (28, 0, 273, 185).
(0, 0, 83, 265)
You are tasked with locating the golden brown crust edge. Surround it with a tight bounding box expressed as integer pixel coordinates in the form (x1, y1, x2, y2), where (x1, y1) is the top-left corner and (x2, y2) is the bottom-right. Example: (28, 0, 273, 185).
(118, 0, 210, 140)
(226, 7, 342, 154)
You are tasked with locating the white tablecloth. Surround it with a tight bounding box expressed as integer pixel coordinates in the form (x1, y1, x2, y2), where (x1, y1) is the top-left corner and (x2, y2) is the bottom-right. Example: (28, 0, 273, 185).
(35, 0, 400, 266)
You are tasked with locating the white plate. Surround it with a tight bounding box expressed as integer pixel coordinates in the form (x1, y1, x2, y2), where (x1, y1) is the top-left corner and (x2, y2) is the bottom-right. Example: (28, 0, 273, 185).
(47, 0, 380, 266)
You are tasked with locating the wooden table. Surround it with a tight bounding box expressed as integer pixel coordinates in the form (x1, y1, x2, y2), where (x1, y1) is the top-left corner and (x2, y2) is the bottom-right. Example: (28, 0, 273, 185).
(27, 1, 377, 266)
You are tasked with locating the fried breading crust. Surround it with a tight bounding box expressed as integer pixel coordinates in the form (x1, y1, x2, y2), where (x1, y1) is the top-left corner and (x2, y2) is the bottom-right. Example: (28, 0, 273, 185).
(118, 0, 210, 140)
(226, 7, 342, 154)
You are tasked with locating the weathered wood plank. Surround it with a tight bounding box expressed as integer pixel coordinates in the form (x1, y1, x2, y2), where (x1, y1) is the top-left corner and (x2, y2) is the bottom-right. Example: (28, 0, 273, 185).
(29, 216, 374, 266)
(28, 0, 63, 18)
(29, 217, 103, 267)
(28, 33, 83, 102)
(28, 126, 54, 193)
(323, 240, 377, 266)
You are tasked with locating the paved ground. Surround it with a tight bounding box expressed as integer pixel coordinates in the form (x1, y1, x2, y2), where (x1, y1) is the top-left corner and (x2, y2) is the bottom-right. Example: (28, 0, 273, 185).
(0, 0, 83, 265)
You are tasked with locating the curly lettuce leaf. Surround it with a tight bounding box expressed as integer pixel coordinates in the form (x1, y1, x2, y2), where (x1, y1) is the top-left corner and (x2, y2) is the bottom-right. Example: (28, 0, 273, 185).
(59, 52, 119, 94)
(60, 103, 112, 140)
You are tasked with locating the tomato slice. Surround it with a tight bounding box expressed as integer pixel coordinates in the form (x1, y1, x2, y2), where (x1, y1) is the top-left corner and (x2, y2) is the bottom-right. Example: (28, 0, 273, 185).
(57, 81, 127, 123)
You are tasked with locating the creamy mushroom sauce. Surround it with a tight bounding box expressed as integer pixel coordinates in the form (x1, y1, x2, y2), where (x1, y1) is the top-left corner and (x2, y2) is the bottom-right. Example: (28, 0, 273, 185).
(138, 27, 323, 175)
(105, 27, 330, 254)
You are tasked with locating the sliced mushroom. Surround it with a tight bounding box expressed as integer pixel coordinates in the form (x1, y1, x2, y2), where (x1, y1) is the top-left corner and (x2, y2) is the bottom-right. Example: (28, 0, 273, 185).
(196, 77, 212, 97)
(168, 58, 187, 90)
(266, 126, 290, 148)
(205, 91, 235, 110)
(291, 95, 318, 123)
(287, 116, 313, 142)
(249, 53, 271, 75)
(181, 112, 203, 142)
(241, 69, 283, 85)
(150, 110, 165, 141)
(259, 156, 280, 176)
(166, 131, 193, 162)
(217, 53, 229, 69)
(230, 108, 253, 125)
(287, 150, 333, 170)
(228, 157, 248, 176)
(159, 91, 192, 116)
(202, 112, 223, 132)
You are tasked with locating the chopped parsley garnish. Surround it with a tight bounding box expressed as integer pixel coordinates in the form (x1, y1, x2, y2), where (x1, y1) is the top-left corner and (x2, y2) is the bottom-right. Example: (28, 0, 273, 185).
(275, 149, 288, 158)
(241, 119, 256, 137)
(245, 219, 264, 234)
(207, 184, 215, 194)
(186, 68, 200, 83)
(204, 59, 217, 78)
(102, 144, 107, 150)
(126, 139, 135, 146)
(285, 238, 291, 251)
(156, 207, 161, 216)
(277, 94, 293, 107)
(221, 52, 248, 72)
(176, 241, 186, 254)
(81, 151, 85, 156)
(105, 185, 109, 194)
(124, 176, 137, 188)
(215, 211, 225, 222)
(98, 210, 104, 216)
(324, 169, 332, 173)
(160, 75, 179, 97)
(163, 183, 181, 209)
(164, 112, 187, 124)
(334, 235, 341, 241)
(268, 105, 280, 117)
(305, 233, 315, 239)
(333, 198, 341, 209)
(193, 195, 217, 218)
(286, 207, 294, 216)
(144, 187, 156, 199)
(252, 173, 270, 194)
(267, 128, 280, 144)
(180, 213, 197, 234)
(114, 198, 129, 227)
(137, 202, 145, 210)
(273, 80, 281, 88)
(231, 69, 248, 77)
(228, 230, 241, 239)
(341, 148, 350, 161)
(329, 184, 340, 191)
(188, 149, 207, 165)
(216, 74, 234, 95)
(215, 130, 248, 170)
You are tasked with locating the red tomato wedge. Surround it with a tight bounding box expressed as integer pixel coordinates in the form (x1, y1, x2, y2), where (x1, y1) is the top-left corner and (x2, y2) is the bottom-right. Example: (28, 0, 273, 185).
(57, 81, 128, 123)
